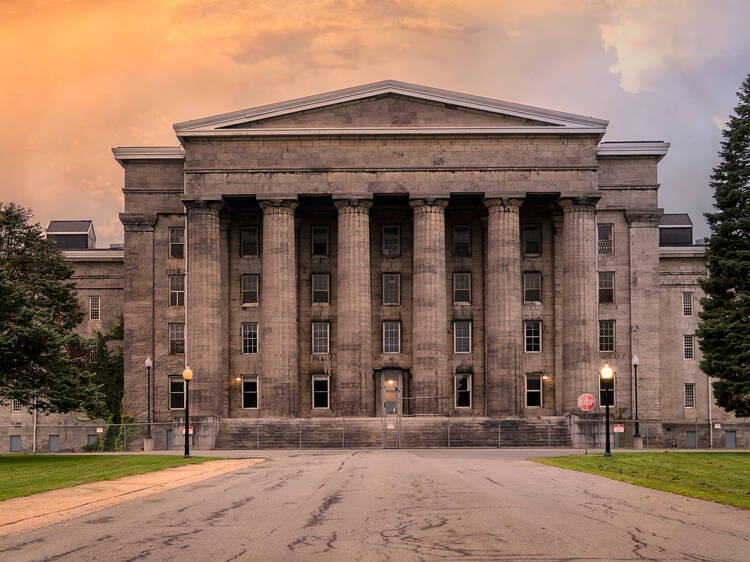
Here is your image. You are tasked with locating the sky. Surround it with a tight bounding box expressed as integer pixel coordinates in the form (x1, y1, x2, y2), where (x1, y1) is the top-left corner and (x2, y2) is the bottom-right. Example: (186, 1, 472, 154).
(1, 0, 749, 246)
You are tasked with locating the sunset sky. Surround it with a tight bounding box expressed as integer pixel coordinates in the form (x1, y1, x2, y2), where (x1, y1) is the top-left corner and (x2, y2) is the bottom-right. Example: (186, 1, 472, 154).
(1, 0, 749, 245)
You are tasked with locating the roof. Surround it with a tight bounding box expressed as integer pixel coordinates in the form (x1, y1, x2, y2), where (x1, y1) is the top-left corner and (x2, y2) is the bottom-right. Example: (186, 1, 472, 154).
(660, 213, 693, 227)
(46, 220, 94, 234)
(172, 80, 609, 137)
(63, 249, 124, 262)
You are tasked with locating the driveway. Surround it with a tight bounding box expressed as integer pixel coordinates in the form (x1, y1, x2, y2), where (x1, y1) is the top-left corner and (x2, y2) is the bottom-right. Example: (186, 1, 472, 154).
(1, 449, 748, 561)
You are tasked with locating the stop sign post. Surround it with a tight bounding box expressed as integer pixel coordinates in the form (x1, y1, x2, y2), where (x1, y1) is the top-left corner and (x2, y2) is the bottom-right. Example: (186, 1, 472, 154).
(578, 393, 596, 411)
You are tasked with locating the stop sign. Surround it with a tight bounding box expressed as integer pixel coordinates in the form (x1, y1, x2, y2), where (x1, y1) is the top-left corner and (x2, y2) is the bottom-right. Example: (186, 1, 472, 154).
(578, 393, 596, 411)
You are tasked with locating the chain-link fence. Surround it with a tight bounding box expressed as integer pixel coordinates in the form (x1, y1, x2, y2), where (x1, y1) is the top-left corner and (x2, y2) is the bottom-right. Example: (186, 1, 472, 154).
(1, 417, 747, 452)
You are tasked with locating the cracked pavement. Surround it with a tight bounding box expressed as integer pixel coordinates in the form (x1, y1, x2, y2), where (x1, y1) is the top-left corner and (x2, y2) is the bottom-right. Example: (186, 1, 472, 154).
(0, 449, 748, 561)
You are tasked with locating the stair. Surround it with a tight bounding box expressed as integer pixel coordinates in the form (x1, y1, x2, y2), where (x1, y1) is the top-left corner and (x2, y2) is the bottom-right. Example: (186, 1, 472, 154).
(213, 416, 572, 449)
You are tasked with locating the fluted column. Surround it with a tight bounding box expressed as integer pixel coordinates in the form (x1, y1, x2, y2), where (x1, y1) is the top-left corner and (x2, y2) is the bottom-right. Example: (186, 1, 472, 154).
(560, 196, 600, 411)
(260, 199, 299, 417)
(334, 199, 373, 416)
(184, 199, 223, 417)
(484, 198, 524, 416)
(410, 198, 449, 414)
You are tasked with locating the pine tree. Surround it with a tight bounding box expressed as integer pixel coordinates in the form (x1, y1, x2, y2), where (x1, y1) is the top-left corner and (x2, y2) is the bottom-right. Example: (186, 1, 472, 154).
(0, 202, 101, 412)
(697, 73, 750, 417)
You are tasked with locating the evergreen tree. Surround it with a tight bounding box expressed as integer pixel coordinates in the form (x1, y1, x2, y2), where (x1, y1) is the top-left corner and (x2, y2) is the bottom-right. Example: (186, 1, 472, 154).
(697, 73, 750, 417)
(0, 202, 101, 412)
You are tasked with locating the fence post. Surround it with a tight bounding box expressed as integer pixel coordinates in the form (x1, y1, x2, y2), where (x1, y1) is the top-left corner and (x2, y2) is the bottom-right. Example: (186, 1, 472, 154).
(448, 417, 451, 448)
(256, 418, 260, 450)
(342, 418, 345, 449)
(498, 422, 501, 448)
(123, 424, 127, 452)
(547, 420, 551, 448)
(299, 418, 302, 450)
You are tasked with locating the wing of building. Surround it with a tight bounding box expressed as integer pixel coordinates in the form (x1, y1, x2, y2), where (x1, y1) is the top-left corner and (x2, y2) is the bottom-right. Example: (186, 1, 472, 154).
(10, 80, 737, 453)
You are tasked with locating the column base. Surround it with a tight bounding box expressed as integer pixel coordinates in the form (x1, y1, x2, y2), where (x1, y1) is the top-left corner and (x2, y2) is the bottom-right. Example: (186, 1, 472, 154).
(632, 435, 643, 450)
(143, 437, 154, 452)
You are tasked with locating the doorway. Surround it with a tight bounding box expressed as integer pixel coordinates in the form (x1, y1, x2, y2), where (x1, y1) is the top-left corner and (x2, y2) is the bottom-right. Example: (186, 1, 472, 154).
(725, 430, 736, 449)
(685, 431, 697, 449)
(381, 370, 402, 416)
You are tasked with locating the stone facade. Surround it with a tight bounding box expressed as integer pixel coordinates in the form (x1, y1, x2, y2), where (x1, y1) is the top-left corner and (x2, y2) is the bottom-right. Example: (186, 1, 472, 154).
(7, 81, 742, 453)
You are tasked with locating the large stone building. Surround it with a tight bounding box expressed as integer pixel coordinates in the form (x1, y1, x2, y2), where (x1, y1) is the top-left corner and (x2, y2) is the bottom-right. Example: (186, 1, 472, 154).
(4, 81, 743, 452)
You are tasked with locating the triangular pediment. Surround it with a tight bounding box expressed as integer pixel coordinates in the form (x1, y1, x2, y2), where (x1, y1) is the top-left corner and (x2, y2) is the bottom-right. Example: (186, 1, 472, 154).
(174, 80, 608, 136)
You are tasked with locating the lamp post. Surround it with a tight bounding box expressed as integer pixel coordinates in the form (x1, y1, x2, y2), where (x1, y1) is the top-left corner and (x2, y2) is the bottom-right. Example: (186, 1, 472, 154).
(632, 355, 640, 441)
(600, 363, 614, 457)
(182, 365, 193, 459)
(144, 357, 152, 439)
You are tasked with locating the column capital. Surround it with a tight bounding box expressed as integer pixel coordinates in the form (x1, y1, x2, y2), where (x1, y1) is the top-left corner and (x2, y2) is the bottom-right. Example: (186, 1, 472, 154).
(182, 198, 223, 215)
(625, 208, 663, 227)
(409, 198, 449, 212)
(259, 199, 298, 215)
(334, 199, 373, 213)
(484, 197, 524, 213)
(119, 213, 157, 232)
(559, 195, 601, 214)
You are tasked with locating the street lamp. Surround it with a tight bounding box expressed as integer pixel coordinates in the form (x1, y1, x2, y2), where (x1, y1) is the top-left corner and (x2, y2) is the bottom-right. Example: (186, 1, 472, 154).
(144, 357, 153, 439)
(632, 356, 640, 439)
(600, 363, 614, 457)
(182, 365, 193, 459)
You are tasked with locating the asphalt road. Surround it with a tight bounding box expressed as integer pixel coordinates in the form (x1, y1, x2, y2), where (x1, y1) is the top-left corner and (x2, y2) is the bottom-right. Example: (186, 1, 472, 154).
(1, 449, 748, 561)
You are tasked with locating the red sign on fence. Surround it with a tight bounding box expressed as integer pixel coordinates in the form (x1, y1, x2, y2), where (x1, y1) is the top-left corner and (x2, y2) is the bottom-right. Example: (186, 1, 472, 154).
(614, 424, 625, 433)
(577, 393, 596, 412)
(182, 426, 193, 435)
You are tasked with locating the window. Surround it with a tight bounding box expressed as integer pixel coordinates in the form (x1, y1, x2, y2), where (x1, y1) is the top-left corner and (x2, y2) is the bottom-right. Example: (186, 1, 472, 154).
(169, 376, 185, 409)
(312, 322, 330, 354)
(240, 226, 259, 257)
(383, 321, 401, 353)
(241, 274, 259, 305)
(684, 383, 696, 408)
(454, 320, 472, 353)
(526, 374, 542, 407)
(168, 323, 184, 355)
(455, 373, 472, 408)
(598, 271, 614, 303)
(453, 225, 471, 256)
(684, 335, 694, 359)
(453, 273, 471, 304)
(242, 376, 259, 409)
(242, 322, 258, 354)
(11, 399, 22, 412)
(523, 224, 541, 256)
(312, 273, 330, 305)
(169, 275, 185, 307)
(599, 320, 615, 352)
(383, 273, 400, 306)
(524, 320, 542, 352)
(89, 296, 100, 320)
(599, 372, 616, 407)
(169, 227, 184, 259)
(382, 225, 400, 257)
(523, 272, 542, 303)
(682, 292, 693, 317)
(312, 375, 330, 409)
(89, 343, 98, 364)
(312, 226, 329, 257)
(598, 224, 614, 255)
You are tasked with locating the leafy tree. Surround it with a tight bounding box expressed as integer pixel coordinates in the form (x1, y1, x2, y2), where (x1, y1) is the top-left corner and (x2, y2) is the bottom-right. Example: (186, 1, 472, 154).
(697, 73, 750, 417)
(85, 315, 124, 423)
(0, 202, 101, 412)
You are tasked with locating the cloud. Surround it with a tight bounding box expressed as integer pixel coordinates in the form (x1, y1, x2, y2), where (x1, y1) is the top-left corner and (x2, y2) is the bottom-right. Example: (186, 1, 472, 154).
(711, 115, 728, 131)
(600, 0, 750, 94)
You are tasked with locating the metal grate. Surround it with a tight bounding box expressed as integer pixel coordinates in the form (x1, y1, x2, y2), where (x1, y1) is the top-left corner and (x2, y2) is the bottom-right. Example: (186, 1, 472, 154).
(169, 275, 185, 307)
(168, 323, 184, 355)
(383, 273, 400, 305)
(240, 226, 259, 257)
(523, 271, 541, 303)
(454, 272, 471, 303)
(598, 271, 614, 303)
(312, 273, 329, 304)
(382, 225, 400, 257)
(599, 320, 615, 351)
(241, 274, 259, 305)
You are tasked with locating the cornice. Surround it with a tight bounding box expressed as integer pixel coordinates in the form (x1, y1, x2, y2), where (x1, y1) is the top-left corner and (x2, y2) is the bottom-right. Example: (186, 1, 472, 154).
(119, 213, 158, 232)
(112, 146, 185, 167)
(597, 141, 670, 162)
(177, 126, 606, 138)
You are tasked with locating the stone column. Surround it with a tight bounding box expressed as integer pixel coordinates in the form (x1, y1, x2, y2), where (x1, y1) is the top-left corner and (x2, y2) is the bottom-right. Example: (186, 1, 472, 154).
(260, 199, 299, 417)
(552, 215, 564, 415)
(334, 199, 373, 416)
(560, 196, 600, 411)
(184, 199, 224, 418)
(410, 198, 448, 414)
(484, 198, 524, 416)
(119, 213, 157, 421)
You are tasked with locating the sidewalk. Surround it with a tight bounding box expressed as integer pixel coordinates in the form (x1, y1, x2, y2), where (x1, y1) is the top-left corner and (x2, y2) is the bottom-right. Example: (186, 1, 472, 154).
(0, 458, 262, 537)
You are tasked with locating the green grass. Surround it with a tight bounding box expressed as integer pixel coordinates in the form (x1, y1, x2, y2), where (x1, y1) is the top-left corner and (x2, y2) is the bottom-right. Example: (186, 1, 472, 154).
(533, 452, 750, 509)
(0, 454, 221, 501)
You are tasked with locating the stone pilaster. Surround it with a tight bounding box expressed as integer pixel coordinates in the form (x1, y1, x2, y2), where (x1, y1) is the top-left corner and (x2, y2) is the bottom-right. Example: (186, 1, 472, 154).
(410, 198, 449, 414)
(484, 198, 524, 416)
(260, 199, 299, 417)
(184, 199, 224, 418)
(552, 215, 564, 415)
(334, 199, 373, 416)
(560, 196, 600, 412)
(119, 213, 157, 421)
(627, 209, 664, 421)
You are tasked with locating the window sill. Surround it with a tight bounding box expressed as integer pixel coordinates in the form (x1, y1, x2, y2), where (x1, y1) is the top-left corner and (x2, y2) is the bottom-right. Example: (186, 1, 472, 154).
(312, 303, 330, 307)
(241, 303, 259, 308)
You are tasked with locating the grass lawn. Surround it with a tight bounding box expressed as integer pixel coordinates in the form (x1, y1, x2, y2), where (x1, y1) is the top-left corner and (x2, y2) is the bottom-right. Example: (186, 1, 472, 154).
(0, 454, 221, 501)
(533, 452, 750, 509)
